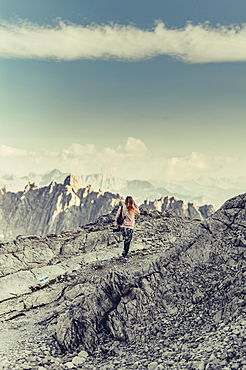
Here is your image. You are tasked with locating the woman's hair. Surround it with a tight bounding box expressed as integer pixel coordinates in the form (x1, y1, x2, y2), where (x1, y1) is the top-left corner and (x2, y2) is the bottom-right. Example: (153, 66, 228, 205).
(125, 196, 135, 213)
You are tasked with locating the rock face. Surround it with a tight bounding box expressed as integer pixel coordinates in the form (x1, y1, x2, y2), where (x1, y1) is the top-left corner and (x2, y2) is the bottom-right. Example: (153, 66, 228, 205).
(142, 196, 215, 220)
(0, 175, 123, 239)
(0, 193, 246, 370)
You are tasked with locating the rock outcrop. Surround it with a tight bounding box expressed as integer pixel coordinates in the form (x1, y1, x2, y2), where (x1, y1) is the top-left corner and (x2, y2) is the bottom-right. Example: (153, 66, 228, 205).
(142, 196, 215, 220)
(0, 175, 123, 239)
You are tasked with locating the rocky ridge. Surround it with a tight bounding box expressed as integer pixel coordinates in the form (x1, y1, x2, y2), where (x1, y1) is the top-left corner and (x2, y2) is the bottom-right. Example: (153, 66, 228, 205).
(0, 193, 246, 369)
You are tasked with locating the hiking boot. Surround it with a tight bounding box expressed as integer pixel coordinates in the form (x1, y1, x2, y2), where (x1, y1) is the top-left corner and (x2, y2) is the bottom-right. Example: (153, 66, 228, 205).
(123, 257, 130, 263)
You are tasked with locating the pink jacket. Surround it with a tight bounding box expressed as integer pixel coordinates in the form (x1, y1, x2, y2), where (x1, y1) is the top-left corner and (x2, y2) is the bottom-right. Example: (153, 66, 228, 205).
(115, 205, 140, 229)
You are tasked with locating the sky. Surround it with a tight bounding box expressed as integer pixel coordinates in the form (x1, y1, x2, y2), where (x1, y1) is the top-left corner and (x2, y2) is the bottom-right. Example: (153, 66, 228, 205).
(0, 0, 246, 183)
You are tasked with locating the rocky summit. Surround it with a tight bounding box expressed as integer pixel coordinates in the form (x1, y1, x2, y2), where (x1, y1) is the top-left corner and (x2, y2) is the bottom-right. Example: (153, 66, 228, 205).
(0, 193, 246, 370)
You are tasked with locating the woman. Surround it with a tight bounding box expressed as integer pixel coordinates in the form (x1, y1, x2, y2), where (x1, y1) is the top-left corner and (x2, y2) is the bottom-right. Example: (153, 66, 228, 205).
(115, 196, 140, 262)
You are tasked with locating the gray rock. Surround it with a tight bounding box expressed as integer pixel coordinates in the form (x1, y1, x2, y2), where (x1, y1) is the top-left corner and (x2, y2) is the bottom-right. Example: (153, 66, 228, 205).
(64, 362, 75, 368)
(78, 350, 88, 358)
(72, 356, 86, 365)
(148, 362, 158, 370)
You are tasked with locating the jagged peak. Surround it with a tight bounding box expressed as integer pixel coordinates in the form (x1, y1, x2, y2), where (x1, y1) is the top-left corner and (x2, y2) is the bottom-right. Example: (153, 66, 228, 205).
(64, 175, 81, 192)
(80, 184, 94, 198)
(24, 182, 39, 193)
(48, 181, 57, 193)
(1, 184, 7, 193)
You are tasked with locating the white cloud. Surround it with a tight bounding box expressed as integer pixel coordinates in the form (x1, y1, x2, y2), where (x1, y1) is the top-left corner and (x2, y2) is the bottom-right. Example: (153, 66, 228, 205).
(0, 144, 27, 157)
(58, 137, 149, 177)
(59, 138, 148, 163)
(1, 18, 246, 63)
(122, 137, 148, 157)
(164, 152, 209, 180)
(57, 142, 234, 181)
(29, 149, 59, 157)
(0, 139, 245, 182)
(60, 143, 96, 161)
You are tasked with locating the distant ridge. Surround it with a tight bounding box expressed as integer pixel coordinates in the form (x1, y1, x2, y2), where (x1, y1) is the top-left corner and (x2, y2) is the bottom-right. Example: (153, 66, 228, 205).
(0, 169, 209, 206)
(142, 196, 215, 220)
(0, 175, 215, 240)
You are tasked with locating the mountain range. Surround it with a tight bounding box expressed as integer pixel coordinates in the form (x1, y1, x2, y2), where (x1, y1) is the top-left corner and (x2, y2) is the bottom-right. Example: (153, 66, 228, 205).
(0, 175, 214, 240)
(1, 168, 245, 208)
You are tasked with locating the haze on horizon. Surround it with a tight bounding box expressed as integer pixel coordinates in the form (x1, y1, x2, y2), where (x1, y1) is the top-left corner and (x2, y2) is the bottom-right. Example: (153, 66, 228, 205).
(0, 0, 246, 184)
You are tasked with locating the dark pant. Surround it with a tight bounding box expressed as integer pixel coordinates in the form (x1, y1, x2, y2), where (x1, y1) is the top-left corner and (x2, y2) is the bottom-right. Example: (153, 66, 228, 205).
(121, 227, 133, 257)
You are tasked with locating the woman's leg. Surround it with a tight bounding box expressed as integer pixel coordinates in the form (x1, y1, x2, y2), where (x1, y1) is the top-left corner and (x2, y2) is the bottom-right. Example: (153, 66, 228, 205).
(122, 228, 133, 257)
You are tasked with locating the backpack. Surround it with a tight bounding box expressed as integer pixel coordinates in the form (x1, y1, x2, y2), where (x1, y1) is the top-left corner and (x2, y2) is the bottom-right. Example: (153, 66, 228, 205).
(117, 206, 128, 225)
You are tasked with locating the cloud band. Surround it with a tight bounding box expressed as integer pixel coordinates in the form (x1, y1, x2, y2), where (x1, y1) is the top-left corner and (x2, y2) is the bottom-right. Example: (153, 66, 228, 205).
(0, 139, 239, 182)
(1, 18, 246, 63)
